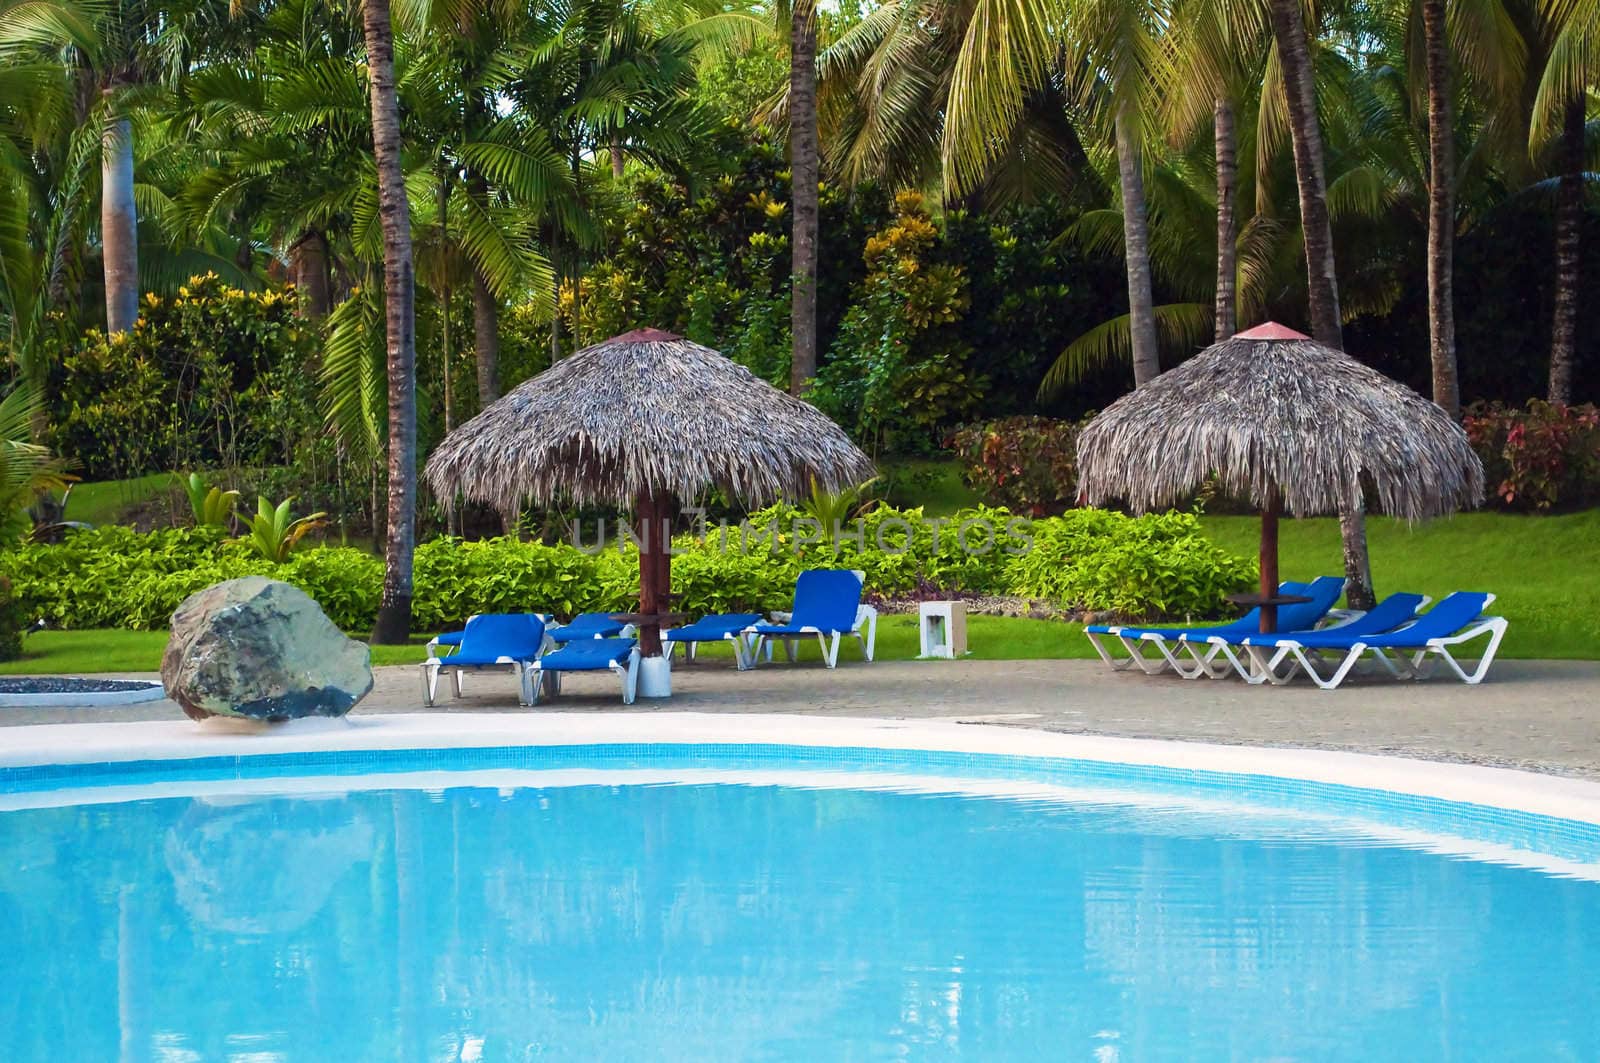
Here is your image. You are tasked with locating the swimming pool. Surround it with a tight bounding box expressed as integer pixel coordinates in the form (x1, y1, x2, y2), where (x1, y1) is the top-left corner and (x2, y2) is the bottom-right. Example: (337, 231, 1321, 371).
(3, 717, 1598, 1060)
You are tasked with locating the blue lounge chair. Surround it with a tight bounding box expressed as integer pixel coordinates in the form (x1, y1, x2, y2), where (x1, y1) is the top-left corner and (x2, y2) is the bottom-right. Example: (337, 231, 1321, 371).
(427, 613, 550, 658)
(1174, 576, 1351, 680)
(421, 613, 549, 707)
(1087, 577, 1347, 679)
(1239, 592, 1507, 690)
(748, 569, 877, 669)
(665, 613, 765, 669)
(548, 611, 636, 643)
(1224, 592, 1429, 685)
(1085, 580, 1310, 674)
(530, 637, 640, 704)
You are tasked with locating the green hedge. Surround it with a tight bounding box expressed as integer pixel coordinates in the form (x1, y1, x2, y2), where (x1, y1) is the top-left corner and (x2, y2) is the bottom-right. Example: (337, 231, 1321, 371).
(0, 506, 1256, 632)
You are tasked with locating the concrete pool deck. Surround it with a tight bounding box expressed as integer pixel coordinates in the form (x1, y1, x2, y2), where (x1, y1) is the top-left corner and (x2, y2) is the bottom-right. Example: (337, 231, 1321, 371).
(3, 656, 1598, 779)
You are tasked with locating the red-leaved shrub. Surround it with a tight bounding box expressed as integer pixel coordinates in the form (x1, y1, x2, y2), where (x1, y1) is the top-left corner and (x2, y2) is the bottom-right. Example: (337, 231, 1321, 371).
(948, 416, 1084, 516)
(1463, 400, 1600, 510)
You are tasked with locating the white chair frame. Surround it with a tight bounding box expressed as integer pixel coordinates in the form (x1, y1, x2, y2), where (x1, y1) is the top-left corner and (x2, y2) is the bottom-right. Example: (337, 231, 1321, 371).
(1238, 601, 1505, 691)
(528, 645, 641, 705)
(751, 603, 878, 669)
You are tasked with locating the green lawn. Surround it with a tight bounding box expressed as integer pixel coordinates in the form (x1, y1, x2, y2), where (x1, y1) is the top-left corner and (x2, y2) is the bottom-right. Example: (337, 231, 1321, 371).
(62, 473, 178, 526)
(0, 629, 443, 675)
(4, 508, 1592, 674)
(0, 615, 1088, 675)
(1200, 510, 1600, 660)
(878, 458, 981, 517)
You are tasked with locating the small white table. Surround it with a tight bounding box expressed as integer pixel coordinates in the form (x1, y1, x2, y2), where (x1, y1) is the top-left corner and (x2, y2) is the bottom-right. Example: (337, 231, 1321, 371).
(918, 601, 968, 659)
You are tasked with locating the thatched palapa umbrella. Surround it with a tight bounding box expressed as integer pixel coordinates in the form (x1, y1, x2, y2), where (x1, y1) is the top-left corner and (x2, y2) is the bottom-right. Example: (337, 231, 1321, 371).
(1076, 322, 1484, 632)
(424, 328, 875, 680)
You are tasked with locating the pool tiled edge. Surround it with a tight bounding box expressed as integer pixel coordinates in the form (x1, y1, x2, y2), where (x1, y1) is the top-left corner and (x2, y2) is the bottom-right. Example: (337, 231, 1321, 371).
(5, 713, 1600, 866)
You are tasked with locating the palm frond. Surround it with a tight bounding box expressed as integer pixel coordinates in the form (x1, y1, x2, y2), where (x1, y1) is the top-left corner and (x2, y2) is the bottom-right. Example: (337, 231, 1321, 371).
(1039, 303, 1214, 398)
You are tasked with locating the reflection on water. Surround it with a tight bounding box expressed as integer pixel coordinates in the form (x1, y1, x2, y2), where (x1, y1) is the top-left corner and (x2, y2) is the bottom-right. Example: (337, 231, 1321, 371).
(0, 781, 1596, 1061)
(165, 796, 375, 935)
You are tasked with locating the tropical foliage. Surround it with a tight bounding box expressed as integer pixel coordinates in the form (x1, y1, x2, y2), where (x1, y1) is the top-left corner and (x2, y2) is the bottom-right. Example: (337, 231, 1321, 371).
(5, 0, 1600, 638)
(0, 504, 1257, 631)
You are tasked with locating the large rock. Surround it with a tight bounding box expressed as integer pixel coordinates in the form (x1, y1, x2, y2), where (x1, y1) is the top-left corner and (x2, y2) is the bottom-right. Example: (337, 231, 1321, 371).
(161, 576, 373, 722)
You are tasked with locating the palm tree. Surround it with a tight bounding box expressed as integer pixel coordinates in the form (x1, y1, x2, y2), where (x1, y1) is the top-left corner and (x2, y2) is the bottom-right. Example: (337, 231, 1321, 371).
(1, 0, 103, 414)
(789, 0, 819, 395)
(1532, 0, 1597, 405)
(0, 383, 73, 539)
(1163, 0, 1273, 342)
(941, 0, 1165, 387)
(500, 0, 703, 361)
(79, 0, 238, 333)
(1265, 0, 1374, 609)
(1410, 0, 1526, 416)
(171, 0, 372, 318)
(360, 0, 416, 644)
(1420, 0, 1459, 416)
(1267, 0, 1342, 346)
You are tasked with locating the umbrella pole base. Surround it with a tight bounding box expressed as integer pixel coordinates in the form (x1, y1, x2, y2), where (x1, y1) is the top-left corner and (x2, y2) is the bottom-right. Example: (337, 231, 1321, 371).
(637, 655, 672, 698)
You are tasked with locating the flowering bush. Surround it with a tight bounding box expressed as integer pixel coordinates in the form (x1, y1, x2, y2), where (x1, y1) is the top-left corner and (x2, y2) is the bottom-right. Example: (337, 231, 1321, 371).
(46, 274, 319, 480)
(1463, 401, 1600, 511)
(948, 416, 1085, 515)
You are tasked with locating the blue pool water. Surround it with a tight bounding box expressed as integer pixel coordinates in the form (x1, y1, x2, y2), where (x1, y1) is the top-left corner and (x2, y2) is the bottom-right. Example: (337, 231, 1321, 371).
(2, 771, 1598, 1061)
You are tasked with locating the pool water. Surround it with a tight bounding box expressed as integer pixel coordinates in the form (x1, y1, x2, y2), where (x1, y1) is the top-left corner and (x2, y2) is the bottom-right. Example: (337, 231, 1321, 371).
(2, 777, 1597, 1061)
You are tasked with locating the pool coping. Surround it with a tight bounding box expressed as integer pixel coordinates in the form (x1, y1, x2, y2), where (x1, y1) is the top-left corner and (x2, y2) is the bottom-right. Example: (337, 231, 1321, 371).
(5, 711, 1600, 828)
(0, 679, 165, 708)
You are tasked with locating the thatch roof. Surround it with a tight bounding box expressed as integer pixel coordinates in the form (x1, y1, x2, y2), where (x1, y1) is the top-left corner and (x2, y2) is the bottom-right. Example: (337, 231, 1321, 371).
(425, 329, 875, 508)
(1076, 324, 1485, 518)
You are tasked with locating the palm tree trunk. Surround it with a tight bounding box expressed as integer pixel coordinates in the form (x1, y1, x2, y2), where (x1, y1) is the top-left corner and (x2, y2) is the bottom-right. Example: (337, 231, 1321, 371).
(1267, 0, 1373, 609)
(292, 230, 332, 319)
(100, 99, 138, 335)
(1268, 0, 1342, 347)
(362, 0, 417, 644)
(1423, 0, 1458, 417)
(610, 140, 625, 178)
(442, 282, 458, 537)
(1549, 96, 1584, 405)
(472, 267, 499, 403)
(1115, 111, 1161, 386)
(789, 0, 820, 396)
(549, 239, 563, 362)
(1213, 97, 1238, 343)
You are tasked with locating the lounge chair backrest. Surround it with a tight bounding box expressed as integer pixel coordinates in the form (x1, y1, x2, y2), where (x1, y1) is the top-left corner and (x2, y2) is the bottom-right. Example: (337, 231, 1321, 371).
(790, 569, 865, 632)
(1277, 576, 1346, 631)
(1346, 592, 1426, 634)
(1403, 592, 1493, 639)
(566, 612, 615, 632)
(461, 613, 546, 657)
(1233, 580, 1309, 630)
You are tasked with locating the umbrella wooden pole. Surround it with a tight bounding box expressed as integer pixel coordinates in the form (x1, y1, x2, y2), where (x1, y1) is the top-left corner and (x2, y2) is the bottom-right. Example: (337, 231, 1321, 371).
(635, 492, 664, 657)
(1259, 490, 1281, 634)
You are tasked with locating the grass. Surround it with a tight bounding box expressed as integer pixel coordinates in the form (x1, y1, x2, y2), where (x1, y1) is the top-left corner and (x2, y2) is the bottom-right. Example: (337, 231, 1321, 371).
(878, 458, 980, 517)
(1199, 510, 1600, 660)
(0, 615, 1089, 675)
(62, 473, 178, 526)
(0, 629, 446, 675)
(7, 485, 1593, 672)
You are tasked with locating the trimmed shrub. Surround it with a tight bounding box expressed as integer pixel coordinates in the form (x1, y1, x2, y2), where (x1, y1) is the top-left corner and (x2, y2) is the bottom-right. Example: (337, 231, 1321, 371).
(1005, 510, 1256, 619)
(1463, 400, 1600, 511)
(0, 506, 1257, 631)
(948, 416, 1084, 516)
(0, 576, 25, 661)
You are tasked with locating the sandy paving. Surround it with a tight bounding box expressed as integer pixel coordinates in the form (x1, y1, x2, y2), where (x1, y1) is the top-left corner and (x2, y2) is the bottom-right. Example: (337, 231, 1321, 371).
(4, 656, 1598, 778)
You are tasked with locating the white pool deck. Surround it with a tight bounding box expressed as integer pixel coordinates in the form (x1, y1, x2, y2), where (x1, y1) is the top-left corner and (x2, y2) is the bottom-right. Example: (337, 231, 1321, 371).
(3, 656, 1599, 841)
(6, 699, 1600, 827)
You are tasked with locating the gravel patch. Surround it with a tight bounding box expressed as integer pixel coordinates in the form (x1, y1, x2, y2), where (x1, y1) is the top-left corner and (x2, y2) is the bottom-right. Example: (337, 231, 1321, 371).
(0, 677, 160, 695)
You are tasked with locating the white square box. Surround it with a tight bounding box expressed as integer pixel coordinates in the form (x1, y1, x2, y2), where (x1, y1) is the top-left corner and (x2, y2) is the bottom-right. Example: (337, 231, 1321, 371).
(918, 601, 968, 659)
